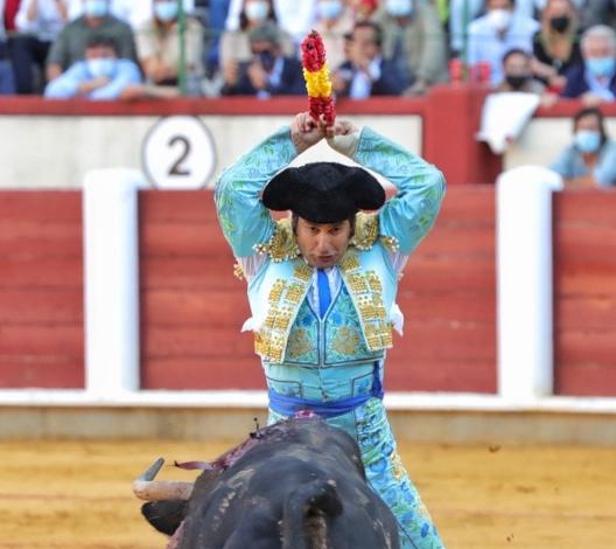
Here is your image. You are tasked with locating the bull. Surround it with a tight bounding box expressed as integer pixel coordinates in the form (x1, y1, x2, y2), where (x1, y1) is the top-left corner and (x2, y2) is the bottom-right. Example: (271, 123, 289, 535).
(134, 415, 400, 548)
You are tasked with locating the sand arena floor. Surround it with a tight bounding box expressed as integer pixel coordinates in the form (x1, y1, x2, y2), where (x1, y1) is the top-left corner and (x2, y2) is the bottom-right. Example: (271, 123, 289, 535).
(1, 438, 615, 548)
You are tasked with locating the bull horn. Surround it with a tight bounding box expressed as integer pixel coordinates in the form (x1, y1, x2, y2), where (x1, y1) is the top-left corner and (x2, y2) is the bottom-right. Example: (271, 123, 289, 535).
(133, 457, 194, 502)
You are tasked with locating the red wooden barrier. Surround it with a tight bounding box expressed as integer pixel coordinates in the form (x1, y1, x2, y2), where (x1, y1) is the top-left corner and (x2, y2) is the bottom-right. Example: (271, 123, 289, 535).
(139, 188, 497, 393)
(553, 190, 616, 396)
(0, 192, 84, 388)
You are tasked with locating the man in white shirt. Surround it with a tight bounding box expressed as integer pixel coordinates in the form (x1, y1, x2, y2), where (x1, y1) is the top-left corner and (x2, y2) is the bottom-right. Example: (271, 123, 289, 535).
(467, 0, 539, 86)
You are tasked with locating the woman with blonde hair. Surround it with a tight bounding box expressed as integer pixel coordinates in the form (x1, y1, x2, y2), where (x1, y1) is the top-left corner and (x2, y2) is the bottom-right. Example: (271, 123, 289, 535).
(532, 0, 582, 91)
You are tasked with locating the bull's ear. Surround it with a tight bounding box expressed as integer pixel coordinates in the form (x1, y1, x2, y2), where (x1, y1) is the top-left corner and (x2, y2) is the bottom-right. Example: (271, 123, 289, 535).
(141, 500, 187, 536)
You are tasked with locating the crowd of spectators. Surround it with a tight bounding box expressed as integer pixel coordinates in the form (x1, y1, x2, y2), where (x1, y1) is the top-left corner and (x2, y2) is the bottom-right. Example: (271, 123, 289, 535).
(0, 0, 614, 102)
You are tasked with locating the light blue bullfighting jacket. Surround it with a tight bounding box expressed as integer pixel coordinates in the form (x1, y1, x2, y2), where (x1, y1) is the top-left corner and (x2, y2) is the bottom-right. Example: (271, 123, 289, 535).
(215, 125, 446, 549)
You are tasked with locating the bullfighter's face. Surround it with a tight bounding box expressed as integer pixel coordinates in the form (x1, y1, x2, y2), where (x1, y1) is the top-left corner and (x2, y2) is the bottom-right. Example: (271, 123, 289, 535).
(295, 217, 353, 269)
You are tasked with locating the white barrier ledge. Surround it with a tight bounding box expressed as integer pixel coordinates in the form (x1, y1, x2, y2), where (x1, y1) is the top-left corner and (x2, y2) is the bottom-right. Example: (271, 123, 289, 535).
(497, 166, 564, 401)
(1, 390, 616, 414)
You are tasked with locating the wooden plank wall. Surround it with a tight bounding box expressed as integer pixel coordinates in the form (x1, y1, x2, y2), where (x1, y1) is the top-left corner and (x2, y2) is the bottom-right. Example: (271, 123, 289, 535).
(139, 187, 497, 393)
(390, 187, 496, 392)
(139, 191, 258, 390)
(553, 191, 616, 396)
(0, 192, 84, 388)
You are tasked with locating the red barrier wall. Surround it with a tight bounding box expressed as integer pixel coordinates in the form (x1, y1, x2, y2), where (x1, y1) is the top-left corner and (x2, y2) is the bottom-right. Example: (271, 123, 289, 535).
(4, 187, 616, 396)
(553, 190, 616, 396)
(138, 190, 259, 390)
(139, 188, 497, 393)
(390, 187, 497, 392)
(0, 192, 84, 388)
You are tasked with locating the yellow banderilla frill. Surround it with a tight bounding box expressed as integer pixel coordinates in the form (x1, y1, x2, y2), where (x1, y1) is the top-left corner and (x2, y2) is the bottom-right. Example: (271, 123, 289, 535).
(303, 65, 332, 98)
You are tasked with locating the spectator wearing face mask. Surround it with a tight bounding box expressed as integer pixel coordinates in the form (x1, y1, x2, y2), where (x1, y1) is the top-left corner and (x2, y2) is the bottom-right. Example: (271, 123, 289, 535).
(376, 0, 448, 96)
(220, 0, 293, 95)
(467, 0, 539, 86)
(332, 20, 407, 98)
(550, 107, 616, 187)
(46, 0, 137, 81)
(67, 0, 131, 22)
(67, 0, 197, 28)
(531, 0, 582, 92)
(496, 47, 545, 92)
(135, 0, 203, 94)
(225, 0, 317, 46)
(221, 21, 304, 97)
(44, 33, 141, 98)
(313, 0, 354, 72)
(561, 25, 616, 105)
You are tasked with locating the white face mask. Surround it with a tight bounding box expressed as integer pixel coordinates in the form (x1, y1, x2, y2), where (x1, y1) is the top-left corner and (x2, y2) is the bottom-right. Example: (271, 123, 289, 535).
(385, 0, 414, 17)
(487, 8, 512, 31)
(574, 130, 601, 153)
(154, 1, 179, 22)
(84, 0, 108, 18)
(317, 0, 343, 21)
(245, 1, 269, 22)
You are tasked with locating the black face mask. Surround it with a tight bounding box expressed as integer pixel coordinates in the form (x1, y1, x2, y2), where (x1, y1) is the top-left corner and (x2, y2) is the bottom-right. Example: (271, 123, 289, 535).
(549, 15, 570, 33)
(505, 74, 529, 90)
(258, 50, 276, 72)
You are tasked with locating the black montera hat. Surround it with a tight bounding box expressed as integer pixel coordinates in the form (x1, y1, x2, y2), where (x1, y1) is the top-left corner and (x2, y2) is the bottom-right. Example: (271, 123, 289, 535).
(262, 162, 386, 223)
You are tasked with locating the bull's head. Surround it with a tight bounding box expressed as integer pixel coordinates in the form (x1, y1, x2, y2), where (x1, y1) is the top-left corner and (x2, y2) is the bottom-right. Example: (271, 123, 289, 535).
(133, 457, 194, 501)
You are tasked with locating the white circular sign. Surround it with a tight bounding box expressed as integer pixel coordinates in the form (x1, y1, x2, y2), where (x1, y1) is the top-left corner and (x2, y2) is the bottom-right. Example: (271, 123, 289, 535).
(142, 116, 216, 189)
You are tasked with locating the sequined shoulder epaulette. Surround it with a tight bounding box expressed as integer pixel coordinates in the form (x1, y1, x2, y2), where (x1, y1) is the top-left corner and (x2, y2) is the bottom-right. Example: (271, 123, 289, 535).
(253, 218, 300, 262)
(351, 212, 380, 250)
(354, 212, 400, 253)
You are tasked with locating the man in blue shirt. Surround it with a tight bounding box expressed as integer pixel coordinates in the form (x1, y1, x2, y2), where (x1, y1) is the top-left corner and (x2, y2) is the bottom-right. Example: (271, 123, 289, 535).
(550, 106, 616, 187)
(561, 25, 616, 104)
(44, 34, 141, 99)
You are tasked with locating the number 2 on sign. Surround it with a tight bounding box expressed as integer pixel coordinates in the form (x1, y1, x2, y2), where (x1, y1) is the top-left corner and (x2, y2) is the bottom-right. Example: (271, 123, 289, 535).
(168, 135, 191, 176)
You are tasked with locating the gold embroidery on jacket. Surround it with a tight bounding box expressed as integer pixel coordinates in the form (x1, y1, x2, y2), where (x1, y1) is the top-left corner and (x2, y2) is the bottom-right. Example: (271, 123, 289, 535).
(351, 212, 380, 250)
(331, 326, 362, 356)
(252, 211, 395, 361)
(339, 250, 393, 352)
(380, 234, 400, 253)
(254, 260, 313, 363)
(233, 262, 245, 280)
(286, 328, 313, 359)
(253, 218, 300, 262)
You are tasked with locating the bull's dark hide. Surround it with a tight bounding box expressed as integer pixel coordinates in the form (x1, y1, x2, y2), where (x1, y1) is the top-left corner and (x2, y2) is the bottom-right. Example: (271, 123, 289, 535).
(142, 416, 400, 549)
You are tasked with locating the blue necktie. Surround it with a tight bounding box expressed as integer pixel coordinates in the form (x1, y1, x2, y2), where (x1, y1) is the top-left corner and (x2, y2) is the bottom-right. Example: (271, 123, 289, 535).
(317, 269, 331, 318)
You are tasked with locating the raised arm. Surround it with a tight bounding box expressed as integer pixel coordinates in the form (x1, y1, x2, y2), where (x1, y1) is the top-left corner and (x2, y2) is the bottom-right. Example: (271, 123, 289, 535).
(328, 122, 446, 255)
(214, 113, 326, 257)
